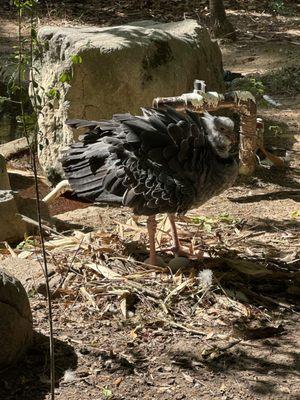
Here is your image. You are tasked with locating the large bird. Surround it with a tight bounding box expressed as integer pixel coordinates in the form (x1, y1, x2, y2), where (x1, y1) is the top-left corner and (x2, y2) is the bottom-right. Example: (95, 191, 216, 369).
(61, 107, 238, 265)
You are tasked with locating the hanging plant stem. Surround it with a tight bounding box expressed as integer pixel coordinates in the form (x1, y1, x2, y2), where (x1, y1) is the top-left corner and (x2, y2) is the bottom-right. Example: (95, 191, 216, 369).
(15, 0, 55, 398)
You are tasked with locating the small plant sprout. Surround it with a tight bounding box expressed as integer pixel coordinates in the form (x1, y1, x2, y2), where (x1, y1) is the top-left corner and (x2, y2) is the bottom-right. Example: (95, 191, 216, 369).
(217, 213, 235, 224)
(12, 0, 55, 398)
(102, 386, 113, 399)
(191, 213, 236, 232)
(290, 211, 299, 220)
(59, 54, 83, 86)
(268, 125, 283, 136)
(270, 0, 286, 15)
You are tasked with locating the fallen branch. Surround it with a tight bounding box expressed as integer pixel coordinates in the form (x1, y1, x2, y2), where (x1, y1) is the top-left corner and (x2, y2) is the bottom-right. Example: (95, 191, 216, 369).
(169, 321, 206, 336)
(18, 214, 63, 237)
(122, 279, 163, 300)
(258, 145, 285, 168)
(201, 339, 242, 359)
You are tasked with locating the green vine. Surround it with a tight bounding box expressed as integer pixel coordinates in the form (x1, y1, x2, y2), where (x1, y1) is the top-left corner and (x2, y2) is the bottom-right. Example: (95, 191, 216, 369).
(12, 1, 56, 398)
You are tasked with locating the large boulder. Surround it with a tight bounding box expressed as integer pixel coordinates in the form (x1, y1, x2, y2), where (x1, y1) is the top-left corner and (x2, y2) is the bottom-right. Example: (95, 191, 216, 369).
(0, 138, 29, 161)
(0, 154, 11, 190)
(35, 20, 225, 183)
(0, 269, 33, 368)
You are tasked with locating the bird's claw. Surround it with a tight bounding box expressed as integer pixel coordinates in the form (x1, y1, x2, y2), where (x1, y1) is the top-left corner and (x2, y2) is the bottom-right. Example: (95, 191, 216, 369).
(162, 246, 203, 259)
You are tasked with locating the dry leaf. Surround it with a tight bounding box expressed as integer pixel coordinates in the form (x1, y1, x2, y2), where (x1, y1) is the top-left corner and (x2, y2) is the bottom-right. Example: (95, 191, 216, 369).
(86, 263, 121, 279)
(120, 293, 128, 318)
(80, 287, 97, 308)
(164, 278, 194, 303)
(18, 250, 32, 259)
(182, 372, 194, 383)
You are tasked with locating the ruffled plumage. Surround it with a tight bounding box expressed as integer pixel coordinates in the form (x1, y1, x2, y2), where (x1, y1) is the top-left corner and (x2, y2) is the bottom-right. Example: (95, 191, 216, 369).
(61, 107, 238, 215)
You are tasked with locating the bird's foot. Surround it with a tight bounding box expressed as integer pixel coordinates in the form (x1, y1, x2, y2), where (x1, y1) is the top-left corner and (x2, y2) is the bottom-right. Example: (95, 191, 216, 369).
(162, 244, 190, 257)
(163, 245, 203, 259)
(172, 246, 191, 257)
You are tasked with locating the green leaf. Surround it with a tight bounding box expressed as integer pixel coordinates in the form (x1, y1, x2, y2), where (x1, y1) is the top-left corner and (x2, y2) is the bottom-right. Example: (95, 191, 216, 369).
(268, 125, 282, 136)
(31, 28, 37, 40)
(203, 222, 212, 232)
(290, 210, 299, 219)
(218, 213, 235, 224)
(59, 72, 71, 84)
(47, 88, 60, 100)
(102, 387, 112, 399)
(71, 54, 83, 65)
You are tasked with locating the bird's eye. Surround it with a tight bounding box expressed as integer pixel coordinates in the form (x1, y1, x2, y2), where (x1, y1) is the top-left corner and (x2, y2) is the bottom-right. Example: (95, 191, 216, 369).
(220, 127, 225, 132)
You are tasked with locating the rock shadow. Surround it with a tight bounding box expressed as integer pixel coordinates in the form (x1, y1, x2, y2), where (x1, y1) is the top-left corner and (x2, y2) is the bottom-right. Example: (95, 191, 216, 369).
(0, 331, 77, 400)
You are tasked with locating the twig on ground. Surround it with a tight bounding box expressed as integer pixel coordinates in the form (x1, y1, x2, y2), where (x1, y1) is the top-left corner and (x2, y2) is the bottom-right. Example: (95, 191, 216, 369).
(18, 214, 63, 237)
(3, 242, 18, 257)
(164, 278, 195, 304)
(169, 321, 206, 336)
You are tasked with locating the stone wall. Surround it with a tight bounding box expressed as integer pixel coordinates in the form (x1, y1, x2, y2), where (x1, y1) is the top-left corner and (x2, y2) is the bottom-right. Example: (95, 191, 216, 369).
(35, 20, 225, 182)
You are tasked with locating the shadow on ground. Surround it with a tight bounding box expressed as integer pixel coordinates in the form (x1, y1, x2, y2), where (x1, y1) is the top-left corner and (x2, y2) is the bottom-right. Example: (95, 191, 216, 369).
(230, 188, 300, 203)
(0, 332, 77, 400)
(169, 329, 300, 398)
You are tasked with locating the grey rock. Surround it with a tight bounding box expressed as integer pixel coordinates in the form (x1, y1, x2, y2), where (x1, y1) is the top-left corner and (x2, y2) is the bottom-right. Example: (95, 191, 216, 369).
(0, 153, 11, 190)
(0, 137, 29, 161)
(144, 255, 166, 267)
(168, 256, 191, 272)
(0, 257, 50, 293)
(0, 190, 28, 243)
(0, 190, 50, 243)
(34, 20, 224, 182)
(0, 269, 33, 368)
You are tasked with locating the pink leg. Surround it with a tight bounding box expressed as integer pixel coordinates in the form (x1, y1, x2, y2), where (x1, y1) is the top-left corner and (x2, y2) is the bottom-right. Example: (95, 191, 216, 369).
(168, 213, 189, 256)
(168, 213, 181, 252)
(147, 215, 157, 265)
(168, 214, 203, 259)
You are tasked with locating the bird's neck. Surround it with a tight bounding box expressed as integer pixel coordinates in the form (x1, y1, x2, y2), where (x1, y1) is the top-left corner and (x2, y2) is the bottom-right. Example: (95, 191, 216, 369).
(208, 133, 231, 159)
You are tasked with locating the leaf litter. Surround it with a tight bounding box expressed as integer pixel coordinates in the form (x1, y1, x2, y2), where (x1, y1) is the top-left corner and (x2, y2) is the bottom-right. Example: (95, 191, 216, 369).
(1, 2, 300, 396)
(10, 210, 300, 340)
(1, 186, 299, 399)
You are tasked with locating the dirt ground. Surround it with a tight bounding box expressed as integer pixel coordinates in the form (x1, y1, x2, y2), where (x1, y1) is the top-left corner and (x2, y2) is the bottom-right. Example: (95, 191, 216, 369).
(0, 2, 300, 400)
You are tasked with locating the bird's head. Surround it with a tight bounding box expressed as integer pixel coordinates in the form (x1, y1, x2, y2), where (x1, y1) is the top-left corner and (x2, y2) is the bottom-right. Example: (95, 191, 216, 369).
(201, 112, 237, 158)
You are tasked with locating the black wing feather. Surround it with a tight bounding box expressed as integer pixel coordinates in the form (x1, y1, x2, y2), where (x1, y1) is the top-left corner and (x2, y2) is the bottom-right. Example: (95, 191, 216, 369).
(61, 107, 227, 215)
